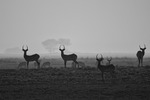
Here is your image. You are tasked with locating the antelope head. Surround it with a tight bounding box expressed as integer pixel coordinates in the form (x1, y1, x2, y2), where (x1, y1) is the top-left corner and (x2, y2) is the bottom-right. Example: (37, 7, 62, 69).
(59, 45, 65, 52)
(22, 45, 28, 52)
(139, 44, 146, 51)
(107, 57, 112, 64)
(96, 54, 104, 64)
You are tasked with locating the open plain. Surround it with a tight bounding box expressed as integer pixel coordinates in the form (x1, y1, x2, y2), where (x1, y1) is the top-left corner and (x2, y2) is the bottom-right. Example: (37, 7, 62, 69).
(0, 57, 150, 100)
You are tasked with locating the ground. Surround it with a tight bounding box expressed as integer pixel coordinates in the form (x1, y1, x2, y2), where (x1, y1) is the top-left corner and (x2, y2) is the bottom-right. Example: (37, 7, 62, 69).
(0, 66, 150, 100)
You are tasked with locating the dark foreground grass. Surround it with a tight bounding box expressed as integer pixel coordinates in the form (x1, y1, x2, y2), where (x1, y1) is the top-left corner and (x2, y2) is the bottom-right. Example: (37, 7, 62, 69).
(0, 66, 150, 100)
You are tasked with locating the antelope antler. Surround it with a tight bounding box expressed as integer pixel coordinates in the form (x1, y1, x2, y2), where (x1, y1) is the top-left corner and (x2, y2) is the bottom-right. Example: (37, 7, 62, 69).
(139, 45, 141, 49)
(139, 44, 146, 49)
(59, 45, 65, 50)
(96, 54, 99, 60)
(107, 57, 112, 61)
(96, 54, 103, 61)
(100, 54, 103, 59)
(22, 45, 28, 50)
(22, 45, 24, 50)
(144, 44, 146, 49)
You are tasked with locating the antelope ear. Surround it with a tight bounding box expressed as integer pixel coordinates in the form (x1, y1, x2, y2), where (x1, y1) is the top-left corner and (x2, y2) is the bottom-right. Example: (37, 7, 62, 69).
(62, 45, 65, 50)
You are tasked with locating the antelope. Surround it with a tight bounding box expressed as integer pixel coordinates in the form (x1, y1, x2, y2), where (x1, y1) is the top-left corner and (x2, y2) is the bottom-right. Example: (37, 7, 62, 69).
(34, 61, 50, 68)
(18, 62, 26, 69)
(96, 54, 115, 82)
(72, 61, 85, 68)
(41, 62, 51, 68)
(106, 57, 112, 65)
(22, 45, 40, 69)
(59, 45, 79, 68)
(136, 44, 146, 67)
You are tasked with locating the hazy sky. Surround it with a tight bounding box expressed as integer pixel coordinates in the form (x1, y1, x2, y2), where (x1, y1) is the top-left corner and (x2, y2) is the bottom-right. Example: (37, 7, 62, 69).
(0, 0, 150, 55)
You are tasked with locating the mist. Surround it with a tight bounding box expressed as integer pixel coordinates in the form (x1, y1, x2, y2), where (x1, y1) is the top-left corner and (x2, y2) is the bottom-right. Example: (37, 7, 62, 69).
(4, 47, 22, 54)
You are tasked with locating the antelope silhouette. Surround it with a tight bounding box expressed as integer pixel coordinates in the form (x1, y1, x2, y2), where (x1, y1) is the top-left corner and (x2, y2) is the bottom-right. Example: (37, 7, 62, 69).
(59, 45, 79, 68)
(22, 45, 40, 69)
(96, 54, 115, 82)
(136, 45, 146, 67)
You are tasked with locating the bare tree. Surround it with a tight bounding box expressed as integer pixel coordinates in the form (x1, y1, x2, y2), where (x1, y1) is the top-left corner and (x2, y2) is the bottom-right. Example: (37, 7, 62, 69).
(136, 45, 146, 67)
(59, 45, 78, 68)
(22, 45, 40, 69)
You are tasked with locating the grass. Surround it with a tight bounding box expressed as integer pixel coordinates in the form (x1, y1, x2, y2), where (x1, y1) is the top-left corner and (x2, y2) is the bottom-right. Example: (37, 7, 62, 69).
(0, 57, 150, 100)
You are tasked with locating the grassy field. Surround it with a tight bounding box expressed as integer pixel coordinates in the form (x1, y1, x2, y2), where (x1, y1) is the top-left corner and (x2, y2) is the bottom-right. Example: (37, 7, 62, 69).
(0, 57, 150, 100)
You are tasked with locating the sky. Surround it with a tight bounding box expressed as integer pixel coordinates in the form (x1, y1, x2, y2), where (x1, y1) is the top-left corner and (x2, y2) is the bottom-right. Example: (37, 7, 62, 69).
(0, 0, 150, 57)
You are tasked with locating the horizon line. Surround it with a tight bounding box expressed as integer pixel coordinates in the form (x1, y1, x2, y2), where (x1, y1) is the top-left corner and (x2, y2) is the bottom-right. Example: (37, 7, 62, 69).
(0, 52, 150, 58)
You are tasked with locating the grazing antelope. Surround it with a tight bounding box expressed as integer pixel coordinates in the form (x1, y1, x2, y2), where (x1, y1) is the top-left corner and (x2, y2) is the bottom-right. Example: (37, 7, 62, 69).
(34, 61, 50, 68)
(106, 57, 112, 65)
(72, 61, 85, 68)
(22, 45, 40, 69)
(41, 62, 51, 68)
(59, 45, 79, 68)
(136, 45, 146, 67)
(96, 54, 115, 82)
(18, 62, 26, 69)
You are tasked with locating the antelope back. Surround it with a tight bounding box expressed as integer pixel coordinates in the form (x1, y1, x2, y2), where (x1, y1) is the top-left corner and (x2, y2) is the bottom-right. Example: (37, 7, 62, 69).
(41, 62, 51, 68)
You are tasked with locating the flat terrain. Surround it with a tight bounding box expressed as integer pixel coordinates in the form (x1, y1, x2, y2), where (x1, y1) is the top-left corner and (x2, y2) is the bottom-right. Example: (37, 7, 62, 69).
(0, 66, 150, 100)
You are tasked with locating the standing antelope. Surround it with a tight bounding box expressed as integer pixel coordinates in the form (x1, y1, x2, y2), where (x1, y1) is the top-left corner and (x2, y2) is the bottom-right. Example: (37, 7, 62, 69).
(106, 57, 112, 65)
(136, 45, 146, 67)
(22, 45, 40, 69)
(59, 45, 79, 68)
(96, 54, 115, 82)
